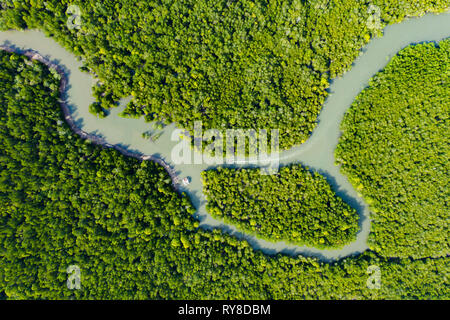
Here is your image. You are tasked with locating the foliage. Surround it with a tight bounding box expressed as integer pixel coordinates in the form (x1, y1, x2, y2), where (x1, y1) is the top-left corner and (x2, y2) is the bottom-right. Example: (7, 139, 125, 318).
(0, 1, 447, 150)
(335, 40, 450, 259)
(0, 52, 448, 300)
(0, 2, 449, 299)
(202, 165, 359, 248)
(0, 51, 197, 298)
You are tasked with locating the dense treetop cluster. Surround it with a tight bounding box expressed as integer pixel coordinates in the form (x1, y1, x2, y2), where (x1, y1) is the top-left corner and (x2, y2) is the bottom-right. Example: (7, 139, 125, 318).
(0, 51, 448, 299)
(0, 0, 448, 149)
(336, 39, 449, 259)
(0, 0, 449, 299)
(202, 165, 359, 248)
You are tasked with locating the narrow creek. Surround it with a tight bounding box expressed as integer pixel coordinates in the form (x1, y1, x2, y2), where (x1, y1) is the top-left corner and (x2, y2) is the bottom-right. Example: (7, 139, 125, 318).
(1, 11, 449, 261)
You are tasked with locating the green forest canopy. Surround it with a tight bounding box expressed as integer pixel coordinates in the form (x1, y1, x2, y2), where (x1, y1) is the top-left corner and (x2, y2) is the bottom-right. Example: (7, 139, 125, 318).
(202, 165, 359, 248)
(335, 39, 449, 259)
(0, 0, 448, 149)
(0, 51, 448, 299)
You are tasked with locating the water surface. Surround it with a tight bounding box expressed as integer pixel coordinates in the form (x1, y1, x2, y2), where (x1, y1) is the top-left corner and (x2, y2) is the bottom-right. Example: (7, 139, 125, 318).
(1, 11, 449, 261)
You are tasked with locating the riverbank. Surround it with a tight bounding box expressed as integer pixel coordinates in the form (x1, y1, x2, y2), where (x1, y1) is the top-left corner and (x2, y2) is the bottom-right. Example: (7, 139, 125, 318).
(0, 45, 181, 190)
(0, 10, 449, 261)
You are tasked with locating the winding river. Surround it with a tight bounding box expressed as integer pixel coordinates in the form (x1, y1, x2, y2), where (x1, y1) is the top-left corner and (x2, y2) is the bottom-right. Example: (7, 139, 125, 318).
(1, 11, 449, 261)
